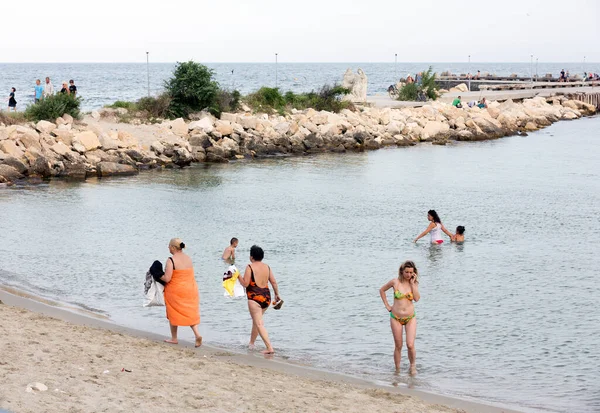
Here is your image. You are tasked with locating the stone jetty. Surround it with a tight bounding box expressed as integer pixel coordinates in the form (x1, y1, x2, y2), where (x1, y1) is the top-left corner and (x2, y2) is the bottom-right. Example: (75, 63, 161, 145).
(0, 95, 596, 186)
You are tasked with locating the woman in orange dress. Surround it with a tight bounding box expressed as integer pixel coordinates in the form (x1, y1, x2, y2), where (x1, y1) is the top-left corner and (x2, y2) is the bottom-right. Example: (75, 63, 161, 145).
(161, 238, 202, 347)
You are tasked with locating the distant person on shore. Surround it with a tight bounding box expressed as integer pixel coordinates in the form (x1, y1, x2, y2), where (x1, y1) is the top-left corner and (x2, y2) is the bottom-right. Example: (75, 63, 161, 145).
(452, 226, 465, 242)
(34, 79, 44, 103)
(452, 96, 463, 108)
(474, 70, 481, 80)
(379, 260, 420, 375)
(43, 77, 54, 98)
(406, 74, 414, 84)
(222, 237, 238, 262)
(415, 72, 422, 85)
(559, 69, 565, 82)
(161, 238, 202, 348)
(7, 87, 17, 112)
(60, 81, 69, 94)
(477, 97, 488, 109)
(69, 80, 77, 97)
(237, 245, 282, 354)
(414, 209, 453, 244)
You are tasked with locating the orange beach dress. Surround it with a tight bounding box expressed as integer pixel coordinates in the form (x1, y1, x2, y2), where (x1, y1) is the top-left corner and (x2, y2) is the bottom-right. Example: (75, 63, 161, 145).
(164, 259, 200, 326)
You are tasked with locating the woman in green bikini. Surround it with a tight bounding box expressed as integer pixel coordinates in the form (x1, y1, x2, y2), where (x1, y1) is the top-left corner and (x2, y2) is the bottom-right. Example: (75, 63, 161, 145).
(379, 261, 420, 375)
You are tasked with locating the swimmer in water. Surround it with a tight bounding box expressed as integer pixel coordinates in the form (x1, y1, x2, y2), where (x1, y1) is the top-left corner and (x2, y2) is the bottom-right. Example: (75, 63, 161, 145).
(222, 237, 238, 262)
(379, 261, 420, 375)
(414, 210, 453, 244)
(452, 226, 465, 242)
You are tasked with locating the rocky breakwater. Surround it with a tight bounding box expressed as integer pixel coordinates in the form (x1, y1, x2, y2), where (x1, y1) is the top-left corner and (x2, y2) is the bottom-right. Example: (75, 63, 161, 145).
(0, 96, 596, 186)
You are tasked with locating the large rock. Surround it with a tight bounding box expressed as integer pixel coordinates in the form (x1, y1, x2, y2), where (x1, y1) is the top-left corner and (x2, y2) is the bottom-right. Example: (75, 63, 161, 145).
(421, 121, 450, 140)
(99, 134, 119, 150)
(342, 68, 368, 102)
(74, 131, 101, 151)
(2, 157, 28, 175)
(449, 83, 469, 93)
(170, 118, 188, 136)
(0, 140, 24, 159)
(215, 121, 234, 136)
(239, 116, 257, 130)
(97, 162, 138, 177)
(51, 142, 70, 156)
(189, 118, 214, 133)
(0, 164, 24, 181)
(36, 120, 57, 134)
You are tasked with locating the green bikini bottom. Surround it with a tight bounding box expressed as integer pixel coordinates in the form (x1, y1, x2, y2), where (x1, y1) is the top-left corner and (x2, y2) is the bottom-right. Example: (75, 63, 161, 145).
(390, 311, 416, 325)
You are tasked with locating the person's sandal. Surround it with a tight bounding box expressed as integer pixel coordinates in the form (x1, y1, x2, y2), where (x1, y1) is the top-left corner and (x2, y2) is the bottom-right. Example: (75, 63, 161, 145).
(273, 299, 284, 310)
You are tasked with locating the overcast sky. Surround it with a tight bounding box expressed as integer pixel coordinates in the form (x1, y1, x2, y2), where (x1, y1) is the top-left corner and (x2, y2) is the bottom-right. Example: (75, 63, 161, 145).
(2, 0, 598, 63)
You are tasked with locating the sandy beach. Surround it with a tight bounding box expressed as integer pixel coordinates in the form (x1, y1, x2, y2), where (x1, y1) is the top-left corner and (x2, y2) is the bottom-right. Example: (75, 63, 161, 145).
(0, 290, 520, 413)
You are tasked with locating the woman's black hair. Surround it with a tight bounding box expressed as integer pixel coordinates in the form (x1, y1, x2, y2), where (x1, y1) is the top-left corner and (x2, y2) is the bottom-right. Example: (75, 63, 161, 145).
(456, 226, 465, 235)
(250, 245, 264, 261)
(428, 209, 441, 223)
(11, 87, 16, 92)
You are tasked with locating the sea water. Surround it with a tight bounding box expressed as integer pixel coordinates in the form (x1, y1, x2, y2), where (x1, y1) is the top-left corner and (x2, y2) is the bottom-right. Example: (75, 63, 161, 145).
(1, 117, 599, 412)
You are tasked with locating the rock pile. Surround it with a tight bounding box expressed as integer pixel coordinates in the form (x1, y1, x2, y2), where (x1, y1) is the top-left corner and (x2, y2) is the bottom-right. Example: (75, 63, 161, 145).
(0, 96, 596, 186)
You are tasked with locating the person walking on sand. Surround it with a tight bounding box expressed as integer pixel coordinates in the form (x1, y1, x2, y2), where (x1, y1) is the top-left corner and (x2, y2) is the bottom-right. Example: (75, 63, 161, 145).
(414, 209, 453, 244)
(161, 238, 202, 348)
(222, 237, 238, 262)
(237, 245, 282, 354)
(379, 260, 420, 375)
(34, 79, 44, 103)
(43, 77, 54, 98)
(7, 88, 17, 112)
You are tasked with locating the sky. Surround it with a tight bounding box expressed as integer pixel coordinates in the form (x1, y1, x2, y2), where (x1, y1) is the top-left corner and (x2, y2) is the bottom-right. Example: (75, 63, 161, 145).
(1, 0, 598, 63)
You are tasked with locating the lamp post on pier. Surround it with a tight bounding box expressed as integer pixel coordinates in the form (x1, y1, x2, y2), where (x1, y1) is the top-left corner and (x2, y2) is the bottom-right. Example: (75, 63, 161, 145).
(536, 57, 538, 80)
(394, 53, 398, 81)
(468, 54, 471, 91)
(583, 56, 586, 80)
(146, 51, 150, 97)
(275, 53, 278, 89)
(530, 54, 534, 88)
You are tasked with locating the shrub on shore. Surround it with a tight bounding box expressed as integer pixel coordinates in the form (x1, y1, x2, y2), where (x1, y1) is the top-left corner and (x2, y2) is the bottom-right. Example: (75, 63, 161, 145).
(165, 61, 220, 118)
(397, 67, 440, 102)
(137, 94, 172, 118)
(0, 111, 28, 125)
(245, 85, 352, 114)
(105, 100, 137, 110)
(25, 93, 81, 122)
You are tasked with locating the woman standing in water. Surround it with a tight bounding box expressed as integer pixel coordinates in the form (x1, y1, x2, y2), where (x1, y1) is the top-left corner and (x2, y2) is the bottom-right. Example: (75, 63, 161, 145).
(379, 261, 420, 374)
(161, 238, 202, 347)
(238, 245, 281, 354)
(414, 209, 453, 244)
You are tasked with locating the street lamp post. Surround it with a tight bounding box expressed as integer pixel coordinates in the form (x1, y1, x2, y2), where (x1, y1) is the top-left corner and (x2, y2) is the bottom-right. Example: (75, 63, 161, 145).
(536, 58, 539, 80)
(146, 51, 150, 97)
(394, 53, 398, 81)
(468, 54, 471, 91)
(275, 53, 278, 89)
(530, 54, 534, 88)
(583, 56, 586, 79)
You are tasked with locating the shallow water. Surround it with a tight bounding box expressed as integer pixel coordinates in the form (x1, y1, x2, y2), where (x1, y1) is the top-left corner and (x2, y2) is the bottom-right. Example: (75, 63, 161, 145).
(0, 62, 598, 111)
(1, 117, 600, 412)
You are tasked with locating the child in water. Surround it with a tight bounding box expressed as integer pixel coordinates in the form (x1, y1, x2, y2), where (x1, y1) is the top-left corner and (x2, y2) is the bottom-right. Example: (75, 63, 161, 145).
(452, 226, 465, 242)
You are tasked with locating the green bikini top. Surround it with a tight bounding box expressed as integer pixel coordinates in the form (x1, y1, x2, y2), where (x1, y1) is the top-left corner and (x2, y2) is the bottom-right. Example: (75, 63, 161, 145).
(394, 290, 414, 301)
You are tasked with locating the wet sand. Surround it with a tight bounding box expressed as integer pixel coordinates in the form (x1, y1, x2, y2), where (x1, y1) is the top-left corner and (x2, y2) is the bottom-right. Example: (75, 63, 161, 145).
(0, 289, 520, 413)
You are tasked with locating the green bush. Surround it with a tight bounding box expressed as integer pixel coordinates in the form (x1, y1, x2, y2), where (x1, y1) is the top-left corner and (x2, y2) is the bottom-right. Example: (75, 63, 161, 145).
(25, 93, 81, 122)
(165, 61, 220, 118)
(211, 89, 241, 117)
(398, 82, 419, 101)
(137, 94, 172, 118)
(105, 100, 137, 110)
(246, 85, 351, 114)
(397, 67, 440, 102)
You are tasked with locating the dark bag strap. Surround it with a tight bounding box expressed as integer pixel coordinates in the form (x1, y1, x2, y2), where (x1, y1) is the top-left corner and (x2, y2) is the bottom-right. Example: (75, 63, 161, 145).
(168, 257, 175, 270)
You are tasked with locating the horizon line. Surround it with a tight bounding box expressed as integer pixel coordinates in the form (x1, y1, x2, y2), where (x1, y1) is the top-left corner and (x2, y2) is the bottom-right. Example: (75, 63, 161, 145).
(0, 61, 598, 65)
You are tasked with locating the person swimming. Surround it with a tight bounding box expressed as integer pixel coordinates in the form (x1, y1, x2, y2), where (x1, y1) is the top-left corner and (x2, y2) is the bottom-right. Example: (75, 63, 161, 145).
(414, 210, 453, 244)
(452, 226, 465, 242)
(222, 237, 238, 262)
(379, 261, 420, 375)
